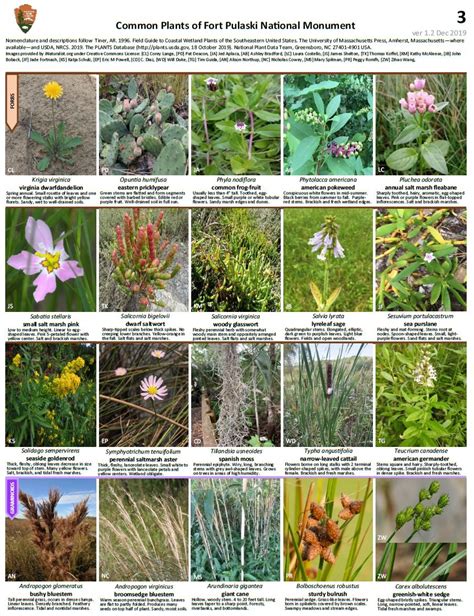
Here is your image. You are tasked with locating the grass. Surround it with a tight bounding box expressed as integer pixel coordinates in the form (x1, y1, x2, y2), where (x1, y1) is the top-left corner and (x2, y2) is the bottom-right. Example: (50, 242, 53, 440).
(284, 208, 373, 312)
(6, 208, 96, 312)
(192, 208, 280, 312)
(284, 343, 373, 447)
(376, 343, 466, 447)
(191, 478, 280, 581)
(99, 342, 188, 447)
(376, 74, 467, 175)
(99, 479, 188, 582)
(284, 478, 373, 582)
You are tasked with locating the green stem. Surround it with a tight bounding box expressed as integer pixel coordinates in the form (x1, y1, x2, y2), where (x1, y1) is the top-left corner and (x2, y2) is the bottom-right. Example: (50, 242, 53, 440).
(323, 258, 329, 308)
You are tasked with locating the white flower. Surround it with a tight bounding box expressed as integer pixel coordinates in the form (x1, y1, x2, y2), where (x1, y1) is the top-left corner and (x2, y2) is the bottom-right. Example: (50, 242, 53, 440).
(424, 253, 435, 263)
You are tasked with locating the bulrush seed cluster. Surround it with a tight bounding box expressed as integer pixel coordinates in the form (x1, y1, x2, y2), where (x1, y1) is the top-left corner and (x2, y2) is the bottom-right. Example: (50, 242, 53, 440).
(300, 494, 363, 565)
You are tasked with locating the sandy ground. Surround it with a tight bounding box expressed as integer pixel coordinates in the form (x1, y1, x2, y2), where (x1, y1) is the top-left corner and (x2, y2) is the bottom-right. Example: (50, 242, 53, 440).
(5, 74, 97, 175)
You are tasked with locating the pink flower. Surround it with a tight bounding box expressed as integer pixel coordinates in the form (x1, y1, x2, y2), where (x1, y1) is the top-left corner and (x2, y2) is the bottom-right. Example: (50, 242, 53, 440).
(151, 349, 166, 359)
(399, 98, 408, 109)
(409, 83, 415, 91)
(140, 375, 168, 401)
(7, 217, 84, 303)
(115, 367, 127, 376)
(425, 94, 435, 106)
(408, 103, 417, 114)
(407, 92, 416, 103)
(417, 103, 427, 114)
(428, 104, 436, 113)
(414, 78, 426, 90)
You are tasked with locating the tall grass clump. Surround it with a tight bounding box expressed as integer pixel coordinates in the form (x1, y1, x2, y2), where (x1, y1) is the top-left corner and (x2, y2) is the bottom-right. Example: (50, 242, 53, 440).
(191, 479, 280, 581)
(99, 479, 188, 581)
(284, 478, 373, 582)
(16, 489, 94, 581)
(284, 343, 373, 447)
(192, 208, 280, 312)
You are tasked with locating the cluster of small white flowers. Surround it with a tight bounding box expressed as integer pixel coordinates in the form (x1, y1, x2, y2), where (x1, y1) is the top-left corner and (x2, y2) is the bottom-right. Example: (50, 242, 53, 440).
(412, 350, 437, 388)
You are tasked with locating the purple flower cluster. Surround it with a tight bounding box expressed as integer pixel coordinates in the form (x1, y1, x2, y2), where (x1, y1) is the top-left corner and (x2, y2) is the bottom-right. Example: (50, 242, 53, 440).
(399, 78, 436, 114)
(308, 217, 345, 261)
(327, 141, 363, 158)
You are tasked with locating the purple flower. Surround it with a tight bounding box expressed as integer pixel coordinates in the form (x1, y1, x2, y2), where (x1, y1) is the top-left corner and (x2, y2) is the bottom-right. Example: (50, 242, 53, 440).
(308, 230, 325, 252)
(234, 121, 246, 132)
(308, 216, 345, 261)
(424, 253, 435, 263)
(414, 78, 426, 90)
(7, 217, 84, 303)
(333, 239, 345, 259)
(205, 77, 218, 91)
(140, 375, 168, 401)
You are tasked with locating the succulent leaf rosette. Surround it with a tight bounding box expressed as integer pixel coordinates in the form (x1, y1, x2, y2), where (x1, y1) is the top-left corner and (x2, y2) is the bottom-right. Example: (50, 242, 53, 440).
(7, 217, 84, 303)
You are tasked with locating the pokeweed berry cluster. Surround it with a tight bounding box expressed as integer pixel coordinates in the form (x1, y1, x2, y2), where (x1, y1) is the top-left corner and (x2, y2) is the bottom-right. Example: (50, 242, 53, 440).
(294, 107, 324, 126)
(399, 78, 437, 115)
(327, 140, 363, 158)
(112, 208, 181, 309)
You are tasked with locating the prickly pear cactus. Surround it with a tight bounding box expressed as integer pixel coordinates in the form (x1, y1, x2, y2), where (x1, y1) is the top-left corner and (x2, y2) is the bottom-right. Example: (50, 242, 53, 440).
(152, 140, 187, 175)
(99, 78, 188, 175)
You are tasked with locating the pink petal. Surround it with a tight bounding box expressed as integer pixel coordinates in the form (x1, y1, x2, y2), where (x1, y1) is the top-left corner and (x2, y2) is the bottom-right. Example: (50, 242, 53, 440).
(32, 271, 57, 303)
(25, 217, 53, 253)
(7, 251, 42, 275)
(55, 259, 84, 282)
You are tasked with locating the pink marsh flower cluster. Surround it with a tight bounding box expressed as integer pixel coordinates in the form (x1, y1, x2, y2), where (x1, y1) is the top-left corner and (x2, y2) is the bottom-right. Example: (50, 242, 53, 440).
(399, 78, 437, 114)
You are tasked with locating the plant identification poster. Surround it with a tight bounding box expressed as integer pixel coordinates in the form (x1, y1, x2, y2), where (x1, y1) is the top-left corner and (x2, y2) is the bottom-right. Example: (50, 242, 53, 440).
(0, 0, 471, 613)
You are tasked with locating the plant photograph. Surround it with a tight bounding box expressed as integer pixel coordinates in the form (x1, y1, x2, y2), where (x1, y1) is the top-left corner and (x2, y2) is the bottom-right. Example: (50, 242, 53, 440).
(284, 343, 373, 448)
(99, 342, 188, 447)
(284, 74, 373, 175)
(5, 74, 96, 175)
(376, 74, 466, 175)
(6, 208, 96, 312)
(376, 208, 467, 311)
(376, 479, 466, 581)
(99, 479, 188, 581)
(191, 74, 280, 175)
(99, 74, 188, 175)
(191, 478, 280, 581)
(6, 343, 96, 447)
(376, 343, 466, 447)
(192, 208, 280, 312)
(6, 478, 96, 581)
(99, 207, 188, 312)
(284, 208, 373, 312)
(191, 343, 281, 448)
(284, 478, 372, 582)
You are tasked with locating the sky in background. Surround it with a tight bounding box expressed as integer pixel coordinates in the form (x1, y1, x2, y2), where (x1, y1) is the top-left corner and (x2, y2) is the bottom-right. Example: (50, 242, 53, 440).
(14, 478, 96, 518)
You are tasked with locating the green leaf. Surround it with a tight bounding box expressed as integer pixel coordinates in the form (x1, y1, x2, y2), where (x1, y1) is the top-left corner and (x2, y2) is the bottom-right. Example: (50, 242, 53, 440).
(386, 148, 418, 171)
(255, 124, 281, 138)
(62, 136, 82, 149)
(313, 92, 324, 115)
(441, 287, 452, 311)
(30, 130, 49, 147)
(430, 282, 442, 305)
(208, 105, 241, 121)
(376, 222, 400, 237)
(324, 286, 341, 310)
(401, 426, 419, 440)
(324, 156, 354, 175)
(254, 110, 280, 122)
(37, 157, 50, 171)
(291, 136, 320, 170)
(434, 101, 449, 112)
(392, 261, 421, 282)
(393, 125, 422, 145)
(127, 78, 138, 99)
(325, 95, 341, 119)
(421, 142, 449, 174)
(231, 85, 249, 108)
(298, 81, 339, 96)
(329, 113, 352, 135)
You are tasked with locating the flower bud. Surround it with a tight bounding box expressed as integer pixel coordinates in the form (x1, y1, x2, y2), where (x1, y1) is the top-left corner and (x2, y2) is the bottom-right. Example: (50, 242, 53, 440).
(419, 489, 431, 502)
(421, 521, 432, 531)
(395, 512, 406, 529)
(438, 494, 449, 508)
(429, 481, 440, 495)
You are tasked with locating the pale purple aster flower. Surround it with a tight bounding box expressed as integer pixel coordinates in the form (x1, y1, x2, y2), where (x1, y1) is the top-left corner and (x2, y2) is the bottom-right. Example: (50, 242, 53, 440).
(7, 217, 84, 303)
(151, 349, 166, 359)
(115, 367, 127, 377)
(140, 375, 168, 401)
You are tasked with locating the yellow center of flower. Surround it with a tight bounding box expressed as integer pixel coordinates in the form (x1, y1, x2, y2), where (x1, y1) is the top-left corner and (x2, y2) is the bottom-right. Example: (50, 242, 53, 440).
(147, 385, 158, 395)
(43, 81, 63, 100)
(35, 251, 61, 274)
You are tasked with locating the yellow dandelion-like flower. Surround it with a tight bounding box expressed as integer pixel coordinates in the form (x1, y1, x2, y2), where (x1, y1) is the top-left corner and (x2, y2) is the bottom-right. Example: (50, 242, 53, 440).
(43, 81, 63, 100)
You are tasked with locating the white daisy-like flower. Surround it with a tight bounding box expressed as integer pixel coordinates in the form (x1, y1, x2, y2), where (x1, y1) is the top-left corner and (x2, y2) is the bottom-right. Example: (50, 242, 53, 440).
(140, 375, 168, 401)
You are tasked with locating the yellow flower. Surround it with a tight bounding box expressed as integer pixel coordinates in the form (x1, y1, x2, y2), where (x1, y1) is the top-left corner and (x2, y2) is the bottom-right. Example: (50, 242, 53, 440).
(12, 354, 22, 367)
(50, 372, 81, 397)
(43, 81, 63, 100)
(62, 357, 85, 374)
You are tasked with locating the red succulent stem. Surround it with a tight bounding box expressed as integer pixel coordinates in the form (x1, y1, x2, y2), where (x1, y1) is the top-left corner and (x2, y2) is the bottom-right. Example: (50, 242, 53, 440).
(147, 223, 156, 262)
(248, 110, 254, 160)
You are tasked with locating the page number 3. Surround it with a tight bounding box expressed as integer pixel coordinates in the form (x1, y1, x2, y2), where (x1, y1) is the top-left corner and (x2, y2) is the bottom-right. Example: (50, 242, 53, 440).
(457, 10, 466, 23)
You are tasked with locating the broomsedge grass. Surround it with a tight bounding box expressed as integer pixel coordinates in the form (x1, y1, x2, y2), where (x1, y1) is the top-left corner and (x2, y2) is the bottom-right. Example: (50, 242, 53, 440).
(284, 478, 373, 582)
(284, 343, 373, 447)
(99, 479, 188, 582)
